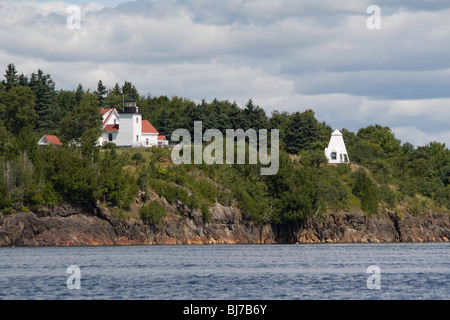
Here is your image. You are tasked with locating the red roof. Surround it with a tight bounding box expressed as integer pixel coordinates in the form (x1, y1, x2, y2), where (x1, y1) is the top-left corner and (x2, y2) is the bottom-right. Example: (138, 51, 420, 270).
(142, 120, 158, 134)
(157, 135, 165, 140)
(44, 135, 62, 145)
(100, 108, 115, 127)
(100, 108, 114, 115)
(104, 124, 119, 132)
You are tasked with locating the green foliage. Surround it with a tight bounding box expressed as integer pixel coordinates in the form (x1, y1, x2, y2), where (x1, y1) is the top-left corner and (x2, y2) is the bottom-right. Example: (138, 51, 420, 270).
(102, 142, 116, 150)
(2, 63, 19, 91)
(350, 169, 379, 214)
(299, 149, 328, 167)
(357, 125, 402, 157)
(29, 69, 60, 132)
(139, 200, 166, 225)
(0, 86, 38, 135)
(59, 93, 102, 143)
(284, 109, 322, 154)
(0, 62, 448, 224)
(99, 150, 137, 209)
(94, 80, 107, 107)
(131, 151, 146, 164)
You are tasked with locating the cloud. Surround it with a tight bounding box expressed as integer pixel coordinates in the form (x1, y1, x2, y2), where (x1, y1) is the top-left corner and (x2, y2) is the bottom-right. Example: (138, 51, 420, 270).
(0, 0, 449, 147)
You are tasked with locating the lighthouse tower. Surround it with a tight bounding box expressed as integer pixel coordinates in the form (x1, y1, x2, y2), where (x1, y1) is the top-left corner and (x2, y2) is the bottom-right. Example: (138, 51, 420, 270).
(114, 96, 142, 147)
(324, 130, 350, 164)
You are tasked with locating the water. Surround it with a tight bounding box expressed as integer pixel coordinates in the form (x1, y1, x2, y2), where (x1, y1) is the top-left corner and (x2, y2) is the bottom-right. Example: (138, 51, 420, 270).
(0, 243, 448, 300)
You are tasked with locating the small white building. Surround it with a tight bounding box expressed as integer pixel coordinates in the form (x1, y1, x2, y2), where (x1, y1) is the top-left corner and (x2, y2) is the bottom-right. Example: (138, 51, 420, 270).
(324, 129, 350, 164)
(157, 135, 169, 146)
(98, 97, 164, 148)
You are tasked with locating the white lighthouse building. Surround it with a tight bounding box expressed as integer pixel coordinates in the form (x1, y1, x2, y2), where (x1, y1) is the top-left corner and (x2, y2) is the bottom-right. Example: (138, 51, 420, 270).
(324, 129, 350, 164)
(98, 97, 168, 148)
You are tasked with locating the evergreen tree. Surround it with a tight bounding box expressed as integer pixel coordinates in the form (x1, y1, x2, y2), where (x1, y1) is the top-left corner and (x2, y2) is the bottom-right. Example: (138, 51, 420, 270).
(269, 110, 290, 142)
(74, 83, 84, 108)
(157, 109, 170, 136)
(29, 69, 59, 132)
(106, 84, 124, 111)
(243, 99, 268, 131)
(18, 73, 29, 87)
(122, 81, 139, 101)
(3, 63, 18, 91)
(94, 80, 107, 107)
(284, 109, 319, 154)
(228, 102, 245, 129)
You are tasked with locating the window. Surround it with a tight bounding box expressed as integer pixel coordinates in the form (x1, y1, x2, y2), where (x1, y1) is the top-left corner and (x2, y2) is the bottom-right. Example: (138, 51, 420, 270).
(146, 138, 149, 146)
(136, 117, 138, 123)
(114, 119, 117, 125)
(331, 152, 337, 160)
(136, 135, 139, 142)
(108, 133, 113, 142)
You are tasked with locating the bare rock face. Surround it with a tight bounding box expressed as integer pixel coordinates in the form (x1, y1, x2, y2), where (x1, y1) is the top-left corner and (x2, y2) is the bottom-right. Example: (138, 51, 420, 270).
(0, 200, 448, 246)
(0, 211, 117, 246)
(394, 212, 450, 242)
(292, 211, 450, 244)
(144, 202, 273, 245)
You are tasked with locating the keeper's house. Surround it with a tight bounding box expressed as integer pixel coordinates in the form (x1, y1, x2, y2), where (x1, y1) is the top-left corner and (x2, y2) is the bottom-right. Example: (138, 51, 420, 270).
(98, 97, 168, 148)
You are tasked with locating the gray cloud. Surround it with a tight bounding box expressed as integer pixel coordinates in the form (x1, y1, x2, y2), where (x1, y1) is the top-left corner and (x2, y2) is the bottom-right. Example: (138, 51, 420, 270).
(1, 0, 449, 146)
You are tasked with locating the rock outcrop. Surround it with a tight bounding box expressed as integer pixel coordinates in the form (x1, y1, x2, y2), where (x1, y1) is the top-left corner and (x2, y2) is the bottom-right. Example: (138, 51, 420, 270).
(0, 201, 448, 246)
(290, 211, 449, 243)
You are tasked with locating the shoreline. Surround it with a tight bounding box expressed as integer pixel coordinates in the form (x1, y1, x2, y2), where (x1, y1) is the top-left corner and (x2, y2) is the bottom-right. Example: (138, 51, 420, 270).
(1, 203, 449, 247)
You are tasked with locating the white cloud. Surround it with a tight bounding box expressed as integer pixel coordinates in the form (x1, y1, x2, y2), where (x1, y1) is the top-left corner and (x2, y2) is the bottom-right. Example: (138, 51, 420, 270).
(392, 126, 450, 147)
(0, 0, 449, 147)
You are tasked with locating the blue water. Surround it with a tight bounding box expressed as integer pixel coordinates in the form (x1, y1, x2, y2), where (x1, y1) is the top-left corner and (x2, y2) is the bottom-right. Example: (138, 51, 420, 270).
(0, 243, 448, 300)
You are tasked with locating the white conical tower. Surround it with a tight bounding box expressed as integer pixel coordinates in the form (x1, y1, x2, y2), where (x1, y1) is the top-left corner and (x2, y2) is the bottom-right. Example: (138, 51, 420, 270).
(324, 130, 350, 164)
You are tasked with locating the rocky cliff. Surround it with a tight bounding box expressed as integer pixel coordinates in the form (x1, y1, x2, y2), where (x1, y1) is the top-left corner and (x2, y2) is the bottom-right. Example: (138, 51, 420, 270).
(0, 200, 449, 246)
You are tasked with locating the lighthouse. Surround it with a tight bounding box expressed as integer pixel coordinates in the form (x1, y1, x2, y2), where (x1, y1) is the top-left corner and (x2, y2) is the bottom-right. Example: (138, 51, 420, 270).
(324, 130, 350, 164)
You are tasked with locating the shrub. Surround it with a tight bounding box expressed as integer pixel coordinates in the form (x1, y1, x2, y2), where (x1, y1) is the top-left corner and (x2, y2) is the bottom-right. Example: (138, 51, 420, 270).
(139, 200, 166, 225)
(102, 142, 116, 150)
(350, 169, 379, 214)
(131, 151, 145, 164)
(201, 203, 211, 222)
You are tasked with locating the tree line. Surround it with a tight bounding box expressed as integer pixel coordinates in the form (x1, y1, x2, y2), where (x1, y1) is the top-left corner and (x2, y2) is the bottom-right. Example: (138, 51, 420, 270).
(0, 63, 449, 223)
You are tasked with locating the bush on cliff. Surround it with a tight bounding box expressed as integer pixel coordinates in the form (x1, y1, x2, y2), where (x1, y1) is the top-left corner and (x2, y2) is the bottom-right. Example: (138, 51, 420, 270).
(139, 200, 166, 225)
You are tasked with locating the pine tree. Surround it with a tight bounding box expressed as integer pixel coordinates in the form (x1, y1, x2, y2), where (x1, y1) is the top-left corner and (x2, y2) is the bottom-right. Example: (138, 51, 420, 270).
(106, 86, 123, 112)
(228, 102, 245, 129)
(157, 109, 170, 136)
(18, 73, 29, 87)
(243, 99, 268, 131)
(74, 83, 84, 108)
(122, 81, 139, 101)
(3, 63, 18, 91)
(29, 69, 59, 132)
(94, 80, 107, 107)
(284, 109, 319, 154)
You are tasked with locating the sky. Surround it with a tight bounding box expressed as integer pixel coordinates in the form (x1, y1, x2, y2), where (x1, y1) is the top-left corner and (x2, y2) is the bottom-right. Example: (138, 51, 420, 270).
(1, 0, 450, 147)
